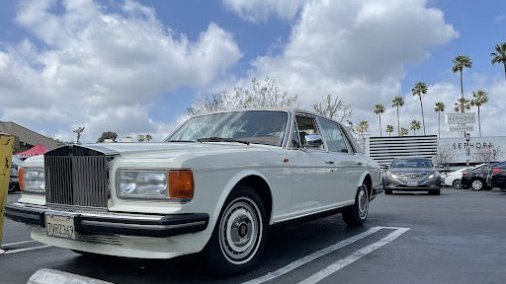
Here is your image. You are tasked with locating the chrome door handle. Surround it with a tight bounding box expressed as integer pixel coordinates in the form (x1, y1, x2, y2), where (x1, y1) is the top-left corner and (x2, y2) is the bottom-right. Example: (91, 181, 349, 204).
(325, 161, 335, 165)
(356, 162, 363, 166)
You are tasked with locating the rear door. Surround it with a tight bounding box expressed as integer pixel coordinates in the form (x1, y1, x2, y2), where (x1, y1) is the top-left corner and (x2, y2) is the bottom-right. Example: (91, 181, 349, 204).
(316, 117, 361, 203)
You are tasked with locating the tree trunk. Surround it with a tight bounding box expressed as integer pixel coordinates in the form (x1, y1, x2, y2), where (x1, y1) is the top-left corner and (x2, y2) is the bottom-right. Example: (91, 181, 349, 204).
(396, 107, 400, 136)
(379, 114, 382, 137)
(478, 106, 481, 137)
(503, 62, 506, 81)
(460, 70, 464, 100)
(420, 96, 425, 135)
(438, 112, 441, 138)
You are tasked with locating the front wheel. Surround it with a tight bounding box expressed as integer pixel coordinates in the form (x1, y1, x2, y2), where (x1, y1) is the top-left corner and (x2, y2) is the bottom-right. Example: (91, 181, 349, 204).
(202, 185, 267, 276)
(342, 184, 369, 226)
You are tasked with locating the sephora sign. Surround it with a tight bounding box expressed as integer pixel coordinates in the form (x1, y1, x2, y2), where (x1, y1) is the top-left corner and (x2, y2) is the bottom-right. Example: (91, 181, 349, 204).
(437, 136, 506, 164)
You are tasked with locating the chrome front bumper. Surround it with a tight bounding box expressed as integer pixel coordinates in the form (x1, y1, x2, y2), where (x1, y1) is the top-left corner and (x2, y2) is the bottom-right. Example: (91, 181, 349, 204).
(5, 202, 209, 238)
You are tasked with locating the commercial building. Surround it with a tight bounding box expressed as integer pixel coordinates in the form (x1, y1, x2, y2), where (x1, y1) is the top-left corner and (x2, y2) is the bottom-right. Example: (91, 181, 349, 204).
(0, 121, 58, 153)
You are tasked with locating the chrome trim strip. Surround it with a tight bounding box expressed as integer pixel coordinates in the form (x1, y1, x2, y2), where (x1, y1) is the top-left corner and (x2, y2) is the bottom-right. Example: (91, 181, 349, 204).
(80, 220, 207, 230)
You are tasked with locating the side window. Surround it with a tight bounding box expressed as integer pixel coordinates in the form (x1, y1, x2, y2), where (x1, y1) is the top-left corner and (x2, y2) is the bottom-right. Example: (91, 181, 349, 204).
(291, 120, 301, 148)
(317, 118, 350, 153)
(296, 115, 323, 150)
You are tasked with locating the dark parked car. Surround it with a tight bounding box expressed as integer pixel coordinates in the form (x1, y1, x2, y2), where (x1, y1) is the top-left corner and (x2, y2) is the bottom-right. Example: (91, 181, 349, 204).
(486, 162, 506, 191)
(461, 163, 497, 191)
(383, 157, 441, 195)
(9, 156, 24, 192)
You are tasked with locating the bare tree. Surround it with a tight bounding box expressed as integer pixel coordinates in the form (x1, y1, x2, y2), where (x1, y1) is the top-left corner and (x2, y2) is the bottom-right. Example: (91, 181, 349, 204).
(432, 145, 456, 167)
(187, 77, 298, 116)
(313, 93, 352, 122)
(474, 146, 502, 163)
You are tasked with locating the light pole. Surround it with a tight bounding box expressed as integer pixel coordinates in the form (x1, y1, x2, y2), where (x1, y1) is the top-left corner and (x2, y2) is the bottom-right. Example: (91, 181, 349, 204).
(465, 132, 471, 166)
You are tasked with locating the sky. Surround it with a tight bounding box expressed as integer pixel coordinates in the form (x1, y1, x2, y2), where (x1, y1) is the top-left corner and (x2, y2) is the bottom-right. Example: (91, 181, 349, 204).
(0, 0, 505, 143)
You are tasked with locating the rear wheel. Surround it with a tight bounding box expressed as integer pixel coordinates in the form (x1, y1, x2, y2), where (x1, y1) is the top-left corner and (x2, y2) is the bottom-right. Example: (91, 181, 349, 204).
(452, 180, 462, 189)
(471, 179, 484, 191)
(202, 185, 267, 276)
(342, 184, 369, 226)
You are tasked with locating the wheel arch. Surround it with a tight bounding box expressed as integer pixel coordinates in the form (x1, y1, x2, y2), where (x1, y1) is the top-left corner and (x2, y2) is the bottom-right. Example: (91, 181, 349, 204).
(357, 171, 373, 198)
(211, 171, 273, 231)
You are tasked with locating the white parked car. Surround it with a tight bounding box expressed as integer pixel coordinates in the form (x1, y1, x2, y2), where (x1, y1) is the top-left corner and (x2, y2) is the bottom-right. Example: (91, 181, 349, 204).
(6, 109, 382, 275)
(444, 167, 472, 188)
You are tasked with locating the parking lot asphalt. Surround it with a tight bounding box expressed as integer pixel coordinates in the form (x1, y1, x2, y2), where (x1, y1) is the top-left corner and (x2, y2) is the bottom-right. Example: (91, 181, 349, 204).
(2, 188, 506, 284)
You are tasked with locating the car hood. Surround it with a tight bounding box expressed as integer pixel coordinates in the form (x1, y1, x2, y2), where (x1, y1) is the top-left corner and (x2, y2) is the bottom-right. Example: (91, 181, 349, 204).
(22, 142, 271, 165)
(389, 168, 435, 175)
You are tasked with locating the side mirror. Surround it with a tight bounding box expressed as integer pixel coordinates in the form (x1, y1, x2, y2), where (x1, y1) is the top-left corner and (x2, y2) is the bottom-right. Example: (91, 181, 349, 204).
(380, 164, 389, 170)
(304, 134, 323, 148)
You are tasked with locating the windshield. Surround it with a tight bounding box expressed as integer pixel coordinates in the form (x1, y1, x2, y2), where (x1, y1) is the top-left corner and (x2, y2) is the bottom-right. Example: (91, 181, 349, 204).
(391, 158, 433, 168)
(166, 110, 289, 146)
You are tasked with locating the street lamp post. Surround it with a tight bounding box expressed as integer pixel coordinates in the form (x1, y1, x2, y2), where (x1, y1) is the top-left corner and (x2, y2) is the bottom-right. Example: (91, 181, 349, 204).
(465, 132, 471, 166)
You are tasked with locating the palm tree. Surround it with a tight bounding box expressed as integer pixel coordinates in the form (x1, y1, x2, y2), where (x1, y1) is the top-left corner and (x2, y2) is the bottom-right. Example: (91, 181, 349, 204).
(434, 102, 445, 138)
(374, 104, 385, 136)
(392, 96, 404, 136)
(400, 127, 408, 136)
(471, 90, 488, 137)
(386, 125, 394, 137)
(356, 121, 369, 151)
(491, 42, 506, 80)
(452, 55, 472, 111)
(145, 134, 153, 142)
(410, 120, 421, 135)
(412, 82, 428, 135)
(454, 98, 471, 112)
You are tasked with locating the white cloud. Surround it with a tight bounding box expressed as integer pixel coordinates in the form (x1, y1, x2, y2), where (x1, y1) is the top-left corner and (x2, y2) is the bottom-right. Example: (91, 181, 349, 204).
(1, 0, 241, 142)
(236, 0, 459, 133)
(223, 0, 307, 22)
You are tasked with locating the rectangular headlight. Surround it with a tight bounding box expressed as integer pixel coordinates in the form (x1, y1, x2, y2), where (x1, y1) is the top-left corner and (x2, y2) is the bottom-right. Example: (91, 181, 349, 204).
(116, 169, 194, 201)
(20, 167, 45, 193)
(117, 170, 168, 199)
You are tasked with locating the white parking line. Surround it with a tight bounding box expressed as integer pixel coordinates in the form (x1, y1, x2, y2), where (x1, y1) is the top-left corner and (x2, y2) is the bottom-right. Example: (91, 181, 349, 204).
(4, 245, 52, 255)
(1, 240, 37, 248)
(298, 228, 410, 284)
(242, 226, 383, 284)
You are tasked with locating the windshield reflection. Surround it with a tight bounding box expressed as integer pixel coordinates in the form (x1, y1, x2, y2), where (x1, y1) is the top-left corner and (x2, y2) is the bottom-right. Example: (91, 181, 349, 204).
(166, 111, 289, 146)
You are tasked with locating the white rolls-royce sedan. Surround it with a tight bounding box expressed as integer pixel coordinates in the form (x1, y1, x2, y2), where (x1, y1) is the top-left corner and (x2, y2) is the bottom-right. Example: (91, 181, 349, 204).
(6, 109, 382, 275)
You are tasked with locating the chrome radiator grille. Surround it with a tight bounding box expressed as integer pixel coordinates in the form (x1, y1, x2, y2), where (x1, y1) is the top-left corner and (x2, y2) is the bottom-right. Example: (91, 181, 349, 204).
(45, 156, 109, 208)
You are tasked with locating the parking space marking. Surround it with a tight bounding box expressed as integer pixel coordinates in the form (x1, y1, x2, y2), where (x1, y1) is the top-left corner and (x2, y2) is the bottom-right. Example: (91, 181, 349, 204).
(1, 240, 37, 248)
(298, 227, 410, 284)
(242, 226, 383, 284)
(4, 245, 52, 255)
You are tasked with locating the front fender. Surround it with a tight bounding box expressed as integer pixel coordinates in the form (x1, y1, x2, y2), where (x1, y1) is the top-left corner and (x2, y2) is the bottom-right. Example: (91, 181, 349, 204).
(207, 170, 272, 237)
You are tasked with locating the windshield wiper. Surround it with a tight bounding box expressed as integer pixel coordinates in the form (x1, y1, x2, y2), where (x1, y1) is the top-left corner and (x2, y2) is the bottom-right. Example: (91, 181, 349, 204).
(197, 137, 250, 145)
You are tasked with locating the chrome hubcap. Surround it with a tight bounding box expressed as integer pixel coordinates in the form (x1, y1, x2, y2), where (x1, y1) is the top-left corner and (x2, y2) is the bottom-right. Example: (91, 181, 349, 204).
(358, 187, 369, 219)
(219, 197, 262, 264)
(472, 180, 483, 190)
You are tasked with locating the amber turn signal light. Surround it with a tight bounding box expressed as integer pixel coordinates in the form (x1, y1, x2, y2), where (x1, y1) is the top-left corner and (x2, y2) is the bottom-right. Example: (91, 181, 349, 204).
(169, 170, 194, 200)
(18, 168, 26, 192)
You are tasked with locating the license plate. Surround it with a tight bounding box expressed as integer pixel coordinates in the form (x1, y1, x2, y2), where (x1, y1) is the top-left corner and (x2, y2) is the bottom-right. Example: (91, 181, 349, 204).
(407, 181, 418, 187)
(45, 213, 78, 240)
